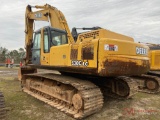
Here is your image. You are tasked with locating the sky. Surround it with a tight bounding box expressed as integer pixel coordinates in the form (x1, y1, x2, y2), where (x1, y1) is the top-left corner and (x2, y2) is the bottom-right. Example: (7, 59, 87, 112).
(0, 0, 160, 50)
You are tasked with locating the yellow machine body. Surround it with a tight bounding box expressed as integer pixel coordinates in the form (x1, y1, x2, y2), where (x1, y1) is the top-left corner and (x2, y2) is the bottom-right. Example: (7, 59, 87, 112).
(37, 28, 149, 77)
(22, 4, 150, 77)
(150, 50, 160, 70)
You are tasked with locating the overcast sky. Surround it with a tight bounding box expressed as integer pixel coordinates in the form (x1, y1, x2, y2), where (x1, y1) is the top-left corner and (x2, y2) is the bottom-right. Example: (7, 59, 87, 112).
(0, 0, 160, 50)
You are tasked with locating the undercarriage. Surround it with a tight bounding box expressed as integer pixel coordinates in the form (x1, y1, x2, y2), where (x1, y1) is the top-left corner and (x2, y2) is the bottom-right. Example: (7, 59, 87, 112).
(20, 68, 138, 119)
(132, 72, 160, 93)
(22, 73, 103, 119)
(96, 76, 138, 99)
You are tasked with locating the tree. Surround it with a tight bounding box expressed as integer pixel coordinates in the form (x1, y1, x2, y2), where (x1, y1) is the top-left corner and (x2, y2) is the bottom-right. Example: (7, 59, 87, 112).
(18, 48, 25, 62)
(0, 47, 8, 63)
(0, 46, 26, 64)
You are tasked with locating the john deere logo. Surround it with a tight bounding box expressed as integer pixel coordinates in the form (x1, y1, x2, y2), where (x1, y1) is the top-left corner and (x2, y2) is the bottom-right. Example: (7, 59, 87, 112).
(136, 47, 147, 55)
(35, 13, 42, 18)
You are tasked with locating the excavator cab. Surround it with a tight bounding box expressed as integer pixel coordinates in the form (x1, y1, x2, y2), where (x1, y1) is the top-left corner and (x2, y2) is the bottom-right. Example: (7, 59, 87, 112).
(31, 26, 68, 65)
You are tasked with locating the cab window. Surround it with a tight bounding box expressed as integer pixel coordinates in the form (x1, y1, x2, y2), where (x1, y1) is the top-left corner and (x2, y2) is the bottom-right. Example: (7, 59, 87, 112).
(33, 33, 41, 49)
(51, 31, 67, 46)
(44, 30, 49, 53)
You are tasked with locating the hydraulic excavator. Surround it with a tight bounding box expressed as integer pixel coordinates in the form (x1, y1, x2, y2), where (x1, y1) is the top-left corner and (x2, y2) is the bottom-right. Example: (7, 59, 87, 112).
(18, 4, 150, 119)
(132, 43, 160, 93)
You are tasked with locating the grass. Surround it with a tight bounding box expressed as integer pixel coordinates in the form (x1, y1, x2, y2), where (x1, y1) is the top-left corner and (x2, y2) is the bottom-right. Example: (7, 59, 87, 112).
(0, 77, 32, 120)
(0, 76, 73, 120)
(0, 67, 19, 72)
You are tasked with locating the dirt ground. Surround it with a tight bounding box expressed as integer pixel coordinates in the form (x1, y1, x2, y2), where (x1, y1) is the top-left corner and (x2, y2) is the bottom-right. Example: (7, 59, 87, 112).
(0, 67, 160, 120)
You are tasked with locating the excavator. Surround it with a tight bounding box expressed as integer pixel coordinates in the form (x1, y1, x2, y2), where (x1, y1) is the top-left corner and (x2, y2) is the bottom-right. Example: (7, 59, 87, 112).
(132, 43, 160, 93)
(18, 4, 150, 119)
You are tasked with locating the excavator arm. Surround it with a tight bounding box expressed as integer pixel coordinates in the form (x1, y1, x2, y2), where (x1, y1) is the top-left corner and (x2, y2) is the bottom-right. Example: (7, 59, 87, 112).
(25, 4, 74, 64)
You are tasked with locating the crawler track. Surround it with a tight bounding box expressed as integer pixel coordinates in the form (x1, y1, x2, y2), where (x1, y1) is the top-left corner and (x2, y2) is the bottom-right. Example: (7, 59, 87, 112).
(132, 74, 160, 93)
(0, 92, 6, 120)
(22, 73, 103, 119)
(148, 71, 160, 77)
(98, 76, 138, 99)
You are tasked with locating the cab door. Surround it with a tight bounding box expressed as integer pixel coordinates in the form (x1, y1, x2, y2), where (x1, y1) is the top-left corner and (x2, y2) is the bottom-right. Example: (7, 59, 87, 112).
(32, 32, 41, 65)
(40, 28, 50, 65)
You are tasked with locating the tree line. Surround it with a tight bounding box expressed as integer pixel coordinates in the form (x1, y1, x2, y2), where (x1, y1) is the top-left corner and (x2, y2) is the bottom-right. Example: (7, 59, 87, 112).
(0, 46, 25, 64)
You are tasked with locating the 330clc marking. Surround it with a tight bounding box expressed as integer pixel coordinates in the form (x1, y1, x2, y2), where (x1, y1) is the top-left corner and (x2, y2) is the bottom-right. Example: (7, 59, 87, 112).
(71, 60, 88, 67)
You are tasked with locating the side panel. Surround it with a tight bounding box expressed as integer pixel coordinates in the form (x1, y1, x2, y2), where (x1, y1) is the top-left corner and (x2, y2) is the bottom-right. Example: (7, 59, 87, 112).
(98, 38, 150, 76)
(49, 39, 99, 69)
(150, 50, 160, 70)
(49, 44, 70, 66)
(76, 39, 98, 68)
